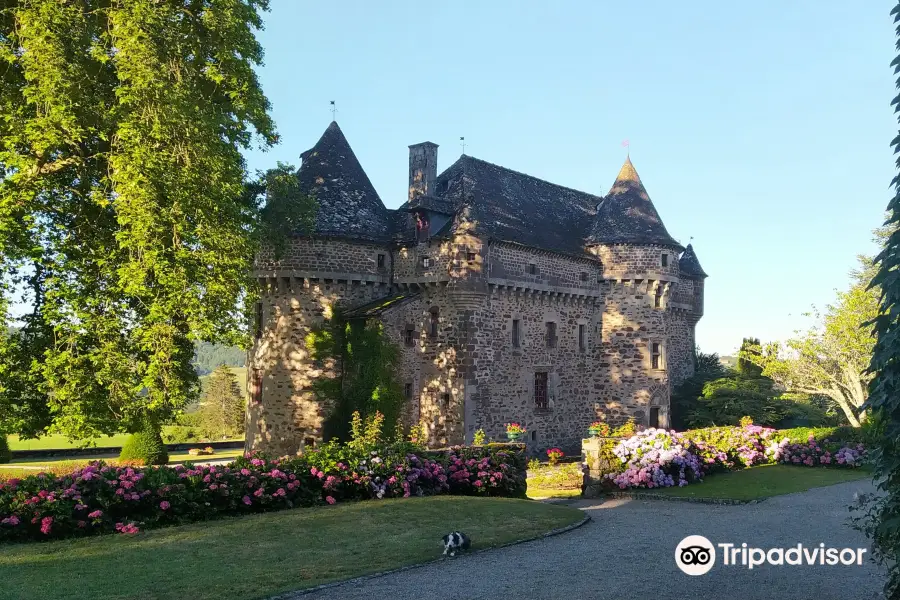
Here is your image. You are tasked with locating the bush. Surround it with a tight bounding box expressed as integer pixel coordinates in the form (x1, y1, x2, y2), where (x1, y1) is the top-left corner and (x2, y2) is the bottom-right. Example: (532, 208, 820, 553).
(771, 435, 866, 467)
(163, 426, 200, 444)
(0, 440, 527, 543)
(606, 429, 705, 489)
(119, 427, 169, 466)
(527, 462, 583, 490)
(682, 425, 779, 473)
(0, 435, 10, 464)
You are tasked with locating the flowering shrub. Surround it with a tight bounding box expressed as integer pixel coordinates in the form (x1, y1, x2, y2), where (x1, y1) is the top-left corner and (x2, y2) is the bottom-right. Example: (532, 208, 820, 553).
(771, 435, 866, 468)
(546, 448, 564, 465)
(606, 428, 704, 489)
(683, 425, 779, 473)
(506, 423, 526, 436)
(0, 442, 526, 543)
(738, 416, 754, 428)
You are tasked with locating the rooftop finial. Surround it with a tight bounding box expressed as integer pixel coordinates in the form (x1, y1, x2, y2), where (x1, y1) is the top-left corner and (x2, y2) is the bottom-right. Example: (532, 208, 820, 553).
(460, 136, 466, 155)
(330, 100, 337, 122)
(622, 138, 630, 158)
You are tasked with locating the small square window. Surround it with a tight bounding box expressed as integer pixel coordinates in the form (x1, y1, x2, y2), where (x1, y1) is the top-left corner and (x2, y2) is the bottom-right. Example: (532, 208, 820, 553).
(546, 322, 557, 348)
(466, 252, 476, 263)
(578, 324, 586, 351)
(580, 272, 588, 282)
(422, 256, 432, 268)
(512, 319, 521, 348)
(377, 254, 386, 269)
(661, 253, 668, 267)
(404, 325, 415, 347)
(527, 263, 537, 275)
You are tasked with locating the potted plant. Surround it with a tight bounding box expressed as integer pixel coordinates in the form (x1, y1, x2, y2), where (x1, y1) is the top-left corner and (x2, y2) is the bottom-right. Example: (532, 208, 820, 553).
(547, 447, 564, 466)
(588, 421, 611, 438)
(506, 422, 526, 441)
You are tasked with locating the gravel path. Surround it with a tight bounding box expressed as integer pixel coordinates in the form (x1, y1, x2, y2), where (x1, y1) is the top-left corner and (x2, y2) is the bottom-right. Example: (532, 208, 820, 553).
(296, 480, 885, 600)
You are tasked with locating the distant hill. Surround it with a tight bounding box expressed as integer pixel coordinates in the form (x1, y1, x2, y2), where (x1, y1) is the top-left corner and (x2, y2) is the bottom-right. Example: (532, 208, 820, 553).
(193, 342, 246, 376)
(719, 355, 738, 369)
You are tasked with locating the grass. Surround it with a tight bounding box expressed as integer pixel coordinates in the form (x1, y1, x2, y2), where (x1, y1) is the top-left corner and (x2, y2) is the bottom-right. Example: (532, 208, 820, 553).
(0, 496, 583, 600)
(644, 464, 873, 501)
(527, 487, 582, 499)
(0, 450, 246, 479)
(8, 430, 244, 452)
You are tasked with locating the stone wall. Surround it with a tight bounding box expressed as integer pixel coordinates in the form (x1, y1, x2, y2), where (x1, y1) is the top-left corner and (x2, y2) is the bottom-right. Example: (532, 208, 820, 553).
(589, 243, 681, 280)
(487, 242, 601, 291)
(256, 238, 390, 279)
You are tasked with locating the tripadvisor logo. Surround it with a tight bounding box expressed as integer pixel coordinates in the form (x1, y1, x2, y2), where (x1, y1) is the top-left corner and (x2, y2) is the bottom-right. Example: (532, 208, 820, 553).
(675, 536, 868, 575)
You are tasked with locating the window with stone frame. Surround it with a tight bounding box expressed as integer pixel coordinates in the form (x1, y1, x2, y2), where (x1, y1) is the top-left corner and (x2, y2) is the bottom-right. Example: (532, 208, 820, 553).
(534, 371, 549, 409)
(404, 324, 415, 347)
(466, 251, 476, 263)
(441, 393, 450, 408)
(661, 253, 669, 267)
(650, 341, 665, 370)
(377, 253, 386, 270)
(580, 271, 588, 282)
(527, 263, 537, 275)
(578, 323, 586, 352)
(429, 308, 439, 338)
(649, 406, 660, 428)
(404, 382, 413, 400)
(546, 322, 557, 348)
(512, 319, 521, 348)
(422, 256, 432, 268)
(250, 369, 263, 404)
(654, 285, 664, 308)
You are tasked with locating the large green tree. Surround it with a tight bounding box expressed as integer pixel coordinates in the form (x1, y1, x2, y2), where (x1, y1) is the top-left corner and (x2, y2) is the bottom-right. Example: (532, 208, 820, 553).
(0, 1, 306, 440)
(198, 365, 245, 440)
(739, 259, 879, 427)
(859, 3, 900, 594)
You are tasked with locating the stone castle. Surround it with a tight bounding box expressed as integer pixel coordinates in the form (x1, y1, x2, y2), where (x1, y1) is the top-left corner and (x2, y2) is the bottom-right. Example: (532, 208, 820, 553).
(245, 121, 707, 456)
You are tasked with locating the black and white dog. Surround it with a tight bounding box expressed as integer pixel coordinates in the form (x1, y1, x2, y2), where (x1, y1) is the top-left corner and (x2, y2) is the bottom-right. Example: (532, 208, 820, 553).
(442, 531, 471, 557)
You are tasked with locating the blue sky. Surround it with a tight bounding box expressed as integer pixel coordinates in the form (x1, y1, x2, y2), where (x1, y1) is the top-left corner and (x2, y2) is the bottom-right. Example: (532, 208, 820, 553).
(243, 0, 896, 356)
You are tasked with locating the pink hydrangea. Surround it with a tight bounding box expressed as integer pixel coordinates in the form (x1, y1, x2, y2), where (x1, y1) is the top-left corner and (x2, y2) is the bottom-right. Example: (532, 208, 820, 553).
(242, 495, 252, 506)
(326, 496, 336, 505)
(40, 516, 53, 535)
(159, 501, 171, 510)
(88, 510, 103, 519)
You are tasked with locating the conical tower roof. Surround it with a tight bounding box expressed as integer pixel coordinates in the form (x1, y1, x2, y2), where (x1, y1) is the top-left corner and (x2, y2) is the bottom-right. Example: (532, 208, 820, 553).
(678, 244, 708, 279)
(297, 121, 391, 240)
(587, 157, 682, 249)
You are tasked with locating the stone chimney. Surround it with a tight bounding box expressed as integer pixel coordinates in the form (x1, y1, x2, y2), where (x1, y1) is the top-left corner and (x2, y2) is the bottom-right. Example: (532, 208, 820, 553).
(408, 141, 438, 202)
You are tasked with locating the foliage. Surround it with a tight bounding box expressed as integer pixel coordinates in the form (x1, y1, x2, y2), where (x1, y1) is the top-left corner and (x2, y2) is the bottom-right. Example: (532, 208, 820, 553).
(858, 7, 900, 595)
(610, 418, 637, 439)
(197, 366, 245, 440)
(0, 434, 9, 464)
(770, 435, 866, 468)
(736, 338, 763, 378)
(606, 429, 705, 489)
(671, 348, 729, 429)
(192, 342, 245, 376)
(506, 423, 526, 435)
(546, 448, 564, 465)
(0, 1, 315, 440)
(588, 421, 611, 437)
(473, 429, 487, 446)
(739, 261, 879, 427)
(0, 441, 527, 543)
(307, 314, 406, 442)
(118, 425, 168, 466)
(526, 462, 584, 490)
(604, 424, 867, 491)
(739, 416, 754, 428)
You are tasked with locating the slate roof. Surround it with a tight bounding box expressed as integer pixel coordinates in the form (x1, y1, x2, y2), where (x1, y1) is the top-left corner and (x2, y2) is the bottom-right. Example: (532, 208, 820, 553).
(431, 156, 599, 256)
(297, 121, 392, 240)
(678, 244, 708, 279)
(587, 157, 683, 250)
(293, 122, 685, 257)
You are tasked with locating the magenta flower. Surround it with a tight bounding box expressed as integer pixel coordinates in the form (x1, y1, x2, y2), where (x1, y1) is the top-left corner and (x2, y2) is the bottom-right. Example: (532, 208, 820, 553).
(88, 510, 103, 519)
(325, 496, 336, 505)
(159, 501, 171, 510)
(242, 495, 252, 506)
(40, 516, 53, 535)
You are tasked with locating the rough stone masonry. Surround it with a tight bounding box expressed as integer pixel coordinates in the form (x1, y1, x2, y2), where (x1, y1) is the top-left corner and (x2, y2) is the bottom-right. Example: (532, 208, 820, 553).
(245, 121, 707, 457)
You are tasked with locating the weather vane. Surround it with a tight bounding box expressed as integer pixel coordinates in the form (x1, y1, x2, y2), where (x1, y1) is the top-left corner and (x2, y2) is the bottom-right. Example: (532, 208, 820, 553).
(460, 136, 466, 154)
(622, 139, 630, 157)
(330, 100, 337, 121)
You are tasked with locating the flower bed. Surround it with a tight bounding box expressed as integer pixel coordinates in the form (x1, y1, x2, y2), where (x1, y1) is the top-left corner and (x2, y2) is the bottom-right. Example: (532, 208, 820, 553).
(588, 423, 868, 493)
(0, 442, 526, 543)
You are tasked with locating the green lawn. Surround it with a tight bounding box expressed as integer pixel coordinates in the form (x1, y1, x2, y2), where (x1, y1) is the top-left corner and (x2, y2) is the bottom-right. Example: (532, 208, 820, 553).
(645, 464, 872, 501)
(8, 431, 244, 452)
(2, 448, 245, 468)
(0, 496, 583, 600)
